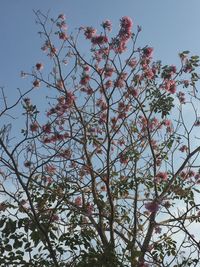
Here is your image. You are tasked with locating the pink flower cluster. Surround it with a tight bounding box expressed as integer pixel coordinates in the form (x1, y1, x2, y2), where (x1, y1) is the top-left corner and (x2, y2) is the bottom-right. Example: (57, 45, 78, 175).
(80, 74, 90, 85)
(33, 80, 40, 88)
(35, 63, 44, 71)
(45, 164, 56, 174)
(47, 93, 75, 117)
(84, 27, 97, 39)
(30, 122, 39, 132)
(114, 72, 127, 88)
(102, 20, 112, 31)
(163, 119, 172, 133)
(145, 201, 159, 213)
(42, 123, 52, 133)
(179, 145, 188, 153)
(112, 16, 133, 53)
(86, 203, 94, 215)
(178, 92, 185, 104)
(104, 66, 114, 78)
(161, 65, 176, 79)
(75, 196, 82, 207)
(119, 153, 129, 164)
(96, 99, 107, 111)
(59, 32, 68, 40)
(143, 47, 153, 58)
(59, 148, 72, 159)
(127, 58, 137, 68)
(43, 132, 69, 144)
(163, 79, 176, 94)
(91, 35, 108, 45)
(155, 172, 168, 182)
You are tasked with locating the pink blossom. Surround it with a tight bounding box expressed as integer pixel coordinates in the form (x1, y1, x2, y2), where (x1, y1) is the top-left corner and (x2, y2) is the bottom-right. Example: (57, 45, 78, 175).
(183, 80, 189, 87)
(84, 27, 97, 39)
(59, 148, 72, 159)
(163, 119, 172, 132)
(156, 158, 162, 166)
(58, 14, 66, 20)
(104, 66, 114, 77)
(49, 46, 57, 57)
(115, 78, 124, 88)
(24, 161, 32, 168)
(170, 65, 177, 73)
(83, 65, 90, 72)
(154, 226, 162, 234)
(115, 139, 125, 146)
(56, 79, 64, 90)
(129, 87, 138, 97)
(180, 171, 187, 179)
(119, 29, 132, 41)
(141, 58, 150, 70)
(111, 117, 118, 126)
(119, 153, 128, 164)
(35, 63, 44, 71)
(115, 73, 127, 88)
(44, 176, 53, 185)
(75, 196, 82, 207)
(51, 214, 59, 222)
(45, 164, 56, 174)
(144, 69, 154, 80)
(164, 80, 176, 94)
(163, 201, 171, 209)
(179, 145, 188, 153)
(194, 120, 200, 126)
(148, 117, 159, 131)
(111, 17, 133, 54)
(41, 44, 48, 52)
(30, 122, 39, 132)
(66, 91, 76, 107)
(195, 174, 200, 181)
(91, 35, 108, 45)
(156, 172, 168, 181)
(33, 80, 40, 88)
(188, 170, 195, 177)
(99, 112, 107, 124)
(105, 80, 113, 89)
(101, 185, 106, 191)
(120, 16, 133, 30)
(150, 139, 158, 150)
(118, 101, 126, 110)
(143, 47, 153, 58)
(112, 39, 127, 53)
(96, 99, 107, 110)
(183, 62, 193, 73)
(127, 58, 137, 68)
(43, 138, 51, 144)
(163, 119, 171, 127)
(57, 21, 67, 30)
(81, 87, 93, 95)
(102, 20, 112, 31)
(80, 75, 90, 85)
(145, 201, 159, 213)
(59, 32, 68, 40)
(178, 92, 185, 104)
(86, 203, 94, 215)
(42, 123, 52, 133)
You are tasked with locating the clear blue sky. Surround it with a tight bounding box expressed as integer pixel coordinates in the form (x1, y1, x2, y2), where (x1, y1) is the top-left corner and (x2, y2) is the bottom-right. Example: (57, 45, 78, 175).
(1, 0, 200, 99)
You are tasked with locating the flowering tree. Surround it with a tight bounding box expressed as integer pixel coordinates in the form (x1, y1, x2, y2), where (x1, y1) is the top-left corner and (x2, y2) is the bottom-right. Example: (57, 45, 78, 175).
(1, 10, 200, 267)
